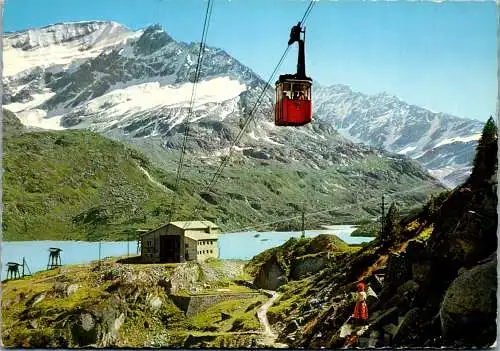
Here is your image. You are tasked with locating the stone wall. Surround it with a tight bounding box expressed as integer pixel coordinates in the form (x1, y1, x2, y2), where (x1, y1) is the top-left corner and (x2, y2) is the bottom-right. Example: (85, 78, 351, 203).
(170, 292, 261, 317)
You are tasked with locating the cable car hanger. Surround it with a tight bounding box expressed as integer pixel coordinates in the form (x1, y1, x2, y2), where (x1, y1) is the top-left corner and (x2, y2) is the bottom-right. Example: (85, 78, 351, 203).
(275, 21, 313, 127)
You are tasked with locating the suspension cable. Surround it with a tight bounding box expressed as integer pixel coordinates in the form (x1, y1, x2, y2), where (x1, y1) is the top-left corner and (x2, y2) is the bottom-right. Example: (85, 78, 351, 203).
(169, 0, 214, 222)
(202, 0, 317, 195)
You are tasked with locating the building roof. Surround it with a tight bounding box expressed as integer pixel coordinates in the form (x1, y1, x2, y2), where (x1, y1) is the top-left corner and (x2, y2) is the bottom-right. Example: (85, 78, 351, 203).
(170, 221, 220, 230)
(140, 220, 220, 237)
(185, 231, 220, 241)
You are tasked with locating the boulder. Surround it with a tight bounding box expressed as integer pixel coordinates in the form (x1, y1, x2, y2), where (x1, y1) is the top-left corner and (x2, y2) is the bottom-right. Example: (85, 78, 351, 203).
(365, 274, 383, 293)
(66, 284, 80, 296)
(391, 307, 425, 346)
(427, 187, 497, 269)
(70, 312, 98, 346)
(368, 306, 398, 327)
(290, 253, 329, 280)
(253, 255, 287, 290)
(405, 240, 426, 261)
(411, 261, 432, 285)
(439, 259, 497, 347)
(383, 253, 412, 291)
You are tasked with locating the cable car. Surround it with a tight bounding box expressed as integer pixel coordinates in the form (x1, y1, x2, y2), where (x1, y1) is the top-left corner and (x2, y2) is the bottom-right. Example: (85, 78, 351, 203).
(275, 22, 313, 126)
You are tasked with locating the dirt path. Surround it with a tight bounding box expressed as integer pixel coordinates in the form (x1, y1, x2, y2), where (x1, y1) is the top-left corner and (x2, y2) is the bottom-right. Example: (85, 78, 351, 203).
(257, 290, 288, 348)
(138, 166, 172, 193)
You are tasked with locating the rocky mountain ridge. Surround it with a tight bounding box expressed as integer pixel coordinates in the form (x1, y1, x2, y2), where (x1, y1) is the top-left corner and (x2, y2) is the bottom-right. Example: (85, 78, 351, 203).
(246, 118, 498, 348)
(3, 20, 484, 187)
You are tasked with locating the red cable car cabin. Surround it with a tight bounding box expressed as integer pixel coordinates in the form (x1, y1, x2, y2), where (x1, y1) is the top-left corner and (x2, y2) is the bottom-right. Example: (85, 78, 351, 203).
(275, 76, 312, 126)
(275, 21, 313, 127)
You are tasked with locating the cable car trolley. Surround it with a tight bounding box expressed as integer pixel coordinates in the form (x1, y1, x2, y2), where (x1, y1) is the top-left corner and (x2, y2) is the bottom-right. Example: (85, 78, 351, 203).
(275, 22, 313, 126)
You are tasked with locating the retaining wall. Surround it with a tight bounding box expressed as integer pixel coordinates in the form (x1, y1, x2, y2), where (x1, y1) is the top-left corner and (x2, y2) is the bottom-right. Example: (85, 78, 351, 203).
(170, 292, 261, 317)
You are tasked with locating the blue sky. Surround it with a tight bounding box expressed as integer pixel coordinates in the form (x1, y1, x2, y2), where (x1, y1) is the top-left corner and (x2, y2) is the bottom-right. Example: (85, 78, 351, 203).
(4, 0, 498, 121)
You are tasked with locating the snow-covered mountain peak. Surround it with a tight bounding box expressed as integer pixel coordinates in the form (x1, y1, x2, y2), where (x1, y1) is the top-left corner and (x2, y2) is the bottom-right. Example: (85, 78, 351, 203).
(5, 21, 130, 49)
(2, 20, 485, 187)
(3, 21, 138, 78)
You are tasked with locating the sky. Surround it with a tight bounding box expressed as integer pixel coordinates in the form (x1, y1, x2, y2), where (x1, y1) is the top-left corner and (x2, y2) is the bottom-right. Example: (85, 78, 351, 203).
(3, 0, 498, 121)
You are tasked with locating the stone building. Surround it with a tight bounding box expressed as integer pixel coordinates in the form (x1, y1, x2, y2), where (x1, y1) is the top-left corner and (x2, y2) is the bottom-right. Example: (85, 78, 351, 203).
(140, 221, 221, 263)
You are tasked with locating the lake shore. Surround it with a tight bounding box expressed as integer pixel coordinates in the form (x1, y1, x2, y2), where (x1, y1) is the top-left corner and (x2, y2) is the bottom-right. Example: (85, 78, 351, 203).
(2, 226, 373, 275)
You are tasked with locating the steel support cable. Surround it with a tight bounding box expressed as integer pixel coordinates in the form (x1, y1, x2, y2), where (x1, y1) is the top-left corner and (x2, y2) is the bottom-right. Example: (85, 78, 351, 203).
(170, 0, 214, 222)
(175, 0, 214, 188)
(203, 0, 317, 194)
(299, 0, 316, 26)
(180, 0, 315, 227)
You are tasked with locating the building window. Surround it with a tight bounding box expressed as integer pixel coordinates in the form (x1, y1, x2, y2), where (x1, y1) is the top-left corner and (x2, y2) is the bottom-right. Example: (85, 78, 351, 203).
(185, 243, 189, 248)
(210, 250, 213, 254)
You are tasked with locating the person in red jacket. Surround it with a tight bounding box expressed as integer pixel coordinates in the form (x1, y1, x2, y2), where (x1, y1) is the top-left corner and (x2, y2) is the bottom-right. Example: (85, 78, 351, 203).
(352, 281, 368, 324)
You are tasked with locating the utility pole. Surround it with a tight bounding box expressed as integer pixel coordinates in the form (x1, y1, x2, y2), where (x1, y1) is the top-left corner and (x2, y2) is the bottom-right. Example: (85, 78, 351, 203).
(381, 194, 385, 238)
(22, 257, 31, 277)
(98, 241, 102, 267)
(127, 231, 130, 257)
(301, 207, 306, 239)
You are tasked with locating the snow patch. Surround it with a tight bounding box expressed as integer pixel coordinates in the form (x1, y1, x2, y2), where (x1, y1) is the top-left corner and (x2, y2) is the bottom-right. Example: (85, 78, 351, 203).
(434, 134, 481, 148)
(5, 91, 56, 112)
(398, 145, 417, 155)
(4, 23, 139, 77)
(16, 109, 64, 130)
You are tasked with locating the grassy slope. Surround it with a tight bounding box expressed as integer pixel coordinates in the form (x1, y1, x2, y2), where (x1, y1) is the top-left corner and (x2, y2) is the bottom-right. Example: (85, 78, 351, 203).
(3, 129, 177, 241)
(3, 109, 445, 241)
(1, 258, 265, 348)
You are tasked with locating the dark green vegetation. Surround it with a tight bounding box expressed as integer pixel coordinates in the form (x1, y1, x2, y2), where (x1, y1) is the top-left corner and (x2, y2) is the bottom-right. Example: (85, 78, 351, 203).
(350, 221, 379, 237)
(3, 109, 444, 241)
(1, 258, 265, 348)
(245, 118, 498, 348)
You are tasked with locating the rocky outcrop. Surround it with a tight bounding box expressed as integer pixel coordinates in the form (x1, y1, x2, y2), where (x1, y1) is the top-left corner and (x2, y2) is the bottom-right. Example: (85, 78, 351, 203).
(253, 255, 287, 291)
(266, 124, 497, 349)
(290, 253, 329, 280)
(439, 256, 497, 347)
(170, 293, 261, 317)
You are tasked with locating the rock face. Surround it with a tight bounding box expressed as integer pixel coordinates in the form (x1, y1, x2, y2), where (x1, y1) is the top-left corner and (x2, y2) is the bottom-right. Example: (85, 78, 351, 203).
(313, 84, 484, 186)
(261, 125, 497, 349)
(290, 253, 329, 280)
(439, 258, 497, 347)
(253, 255, 287, 291)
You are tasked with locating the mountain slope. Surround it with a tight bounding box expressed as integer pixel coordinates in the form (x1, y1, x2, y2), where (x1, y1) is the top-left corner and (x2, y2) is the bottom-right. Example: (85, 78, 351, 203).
(2, 21, 483, 188)
(2, 110, 444, 240)
(313, 84, 484, 187)
(246, 118, 497, 348)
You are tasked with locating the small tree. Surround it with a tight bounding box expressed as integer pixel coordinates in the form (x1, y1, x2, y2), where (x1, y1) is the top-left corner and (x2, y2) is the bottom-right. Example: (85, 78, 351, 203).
(471, 116, 498, 184)
(381, 202, 401, 243)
